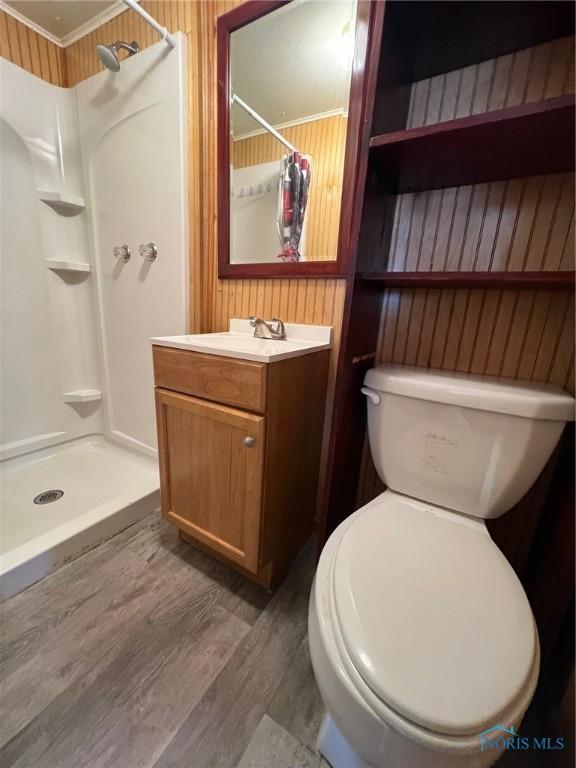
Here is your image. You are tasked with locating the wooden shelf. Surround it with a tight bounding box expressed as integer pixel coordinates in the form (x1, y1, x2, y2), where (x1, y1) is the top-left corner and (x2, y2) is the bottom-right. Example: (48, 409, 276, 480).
(360, 271, 576, 291)
(369, 95, 575, 193)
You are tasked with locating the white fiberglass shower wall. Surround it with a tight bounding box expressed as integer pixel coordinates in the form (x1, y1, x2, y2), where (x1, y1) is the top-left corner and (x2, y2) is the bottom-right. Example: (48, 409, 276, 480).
(77, 38, 188, 454)
(0, 35, 187, 597)
(1, 59, 102, 457)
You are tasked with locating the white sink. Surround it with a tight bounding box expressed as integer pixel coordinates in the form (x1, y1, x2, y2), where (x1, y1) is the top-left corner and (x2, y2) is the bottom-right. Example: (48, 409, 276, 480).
(151, 319, 332, 363)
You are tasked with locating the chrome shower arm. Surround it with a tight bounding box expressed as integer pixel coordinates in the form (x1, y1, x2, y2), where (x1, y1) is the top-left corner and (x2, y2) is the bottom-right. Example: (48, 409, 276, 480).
(116, 41, 139, 55)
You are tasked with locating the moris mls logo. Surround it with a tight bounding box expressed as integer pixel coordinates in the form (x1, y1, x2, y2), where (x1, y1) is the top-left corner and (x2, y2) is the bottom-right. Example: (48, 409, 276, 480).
(479, 725, 565, 753)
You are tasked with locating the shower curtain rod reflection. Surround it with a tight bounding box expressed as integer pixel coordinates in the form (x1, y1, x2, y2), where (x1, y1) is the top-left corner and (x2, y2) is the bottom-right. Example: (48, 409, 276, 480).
(231, 93, 296, 153)
(122, 0, 176, 48)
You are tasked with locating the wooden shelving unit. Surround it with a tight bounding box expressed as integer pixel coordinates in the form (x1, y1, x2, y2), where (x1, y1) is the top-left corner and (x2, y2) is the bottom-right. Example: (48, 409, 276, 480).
(317, 0, 575, 681)
(320, 0, 576, 554)
(360, 271, 576, 291)
(369, 95, 575, 193)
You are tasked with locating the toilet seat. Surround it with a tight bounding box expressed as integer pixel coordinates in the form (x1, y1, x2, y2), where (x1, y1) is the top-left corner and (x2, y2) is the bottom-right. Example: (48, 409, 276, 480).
(309, 491, 540, 763)
(332, 491, 538, 737)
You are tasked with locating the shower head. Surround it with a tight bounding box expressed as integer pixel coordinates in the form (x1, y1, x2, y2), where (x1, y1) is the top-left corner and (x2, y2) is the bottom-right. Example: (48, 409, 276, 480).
(96, 40, 140, 72)
(96, 43, 120, 72)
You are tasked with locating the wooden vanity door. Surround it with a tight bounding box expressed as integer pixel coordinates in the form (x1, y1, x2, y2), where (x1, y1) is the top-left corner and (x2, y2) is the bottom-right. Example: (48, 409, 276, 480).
(155, 388, 265, 572)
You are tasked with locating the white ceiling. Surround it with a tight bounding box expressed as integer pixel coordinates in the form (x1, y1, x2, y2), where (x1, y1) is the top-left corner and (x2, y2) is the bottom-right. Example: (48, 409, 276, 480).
(5, 1, 119, 40)
(231, 0, 357, 137)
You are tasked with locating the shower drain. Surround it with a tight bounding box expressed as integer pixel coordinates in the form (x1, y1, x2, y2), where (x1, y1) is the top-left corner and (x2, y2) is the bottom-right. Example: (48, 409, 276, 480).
(33, 490, 64, 505)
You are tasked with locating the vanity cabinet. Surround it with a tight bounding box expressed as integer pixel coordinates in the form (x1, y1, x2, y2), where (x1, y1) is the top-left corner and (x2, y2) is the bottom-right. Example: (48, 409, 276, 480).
(153, 345, 330, 588)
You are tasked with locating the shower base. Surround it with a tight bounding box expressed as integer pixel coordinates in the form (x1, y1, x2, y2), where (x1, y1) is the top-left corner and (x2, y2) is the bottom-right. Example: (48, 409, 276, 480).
(0, 435, 160, 599)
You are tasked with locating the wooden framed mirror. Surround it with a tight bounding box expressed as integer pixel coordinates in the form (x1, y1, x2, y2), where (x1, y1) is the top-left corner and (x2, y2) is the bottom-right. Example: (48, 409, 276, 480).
(217, 0, 371, 278)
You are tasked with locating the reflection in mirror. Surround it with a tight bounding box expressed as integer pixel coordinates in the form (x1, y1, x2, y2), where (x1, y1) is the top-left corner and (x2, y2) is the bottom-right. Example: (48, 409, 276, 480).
(230, 0, 357, 264)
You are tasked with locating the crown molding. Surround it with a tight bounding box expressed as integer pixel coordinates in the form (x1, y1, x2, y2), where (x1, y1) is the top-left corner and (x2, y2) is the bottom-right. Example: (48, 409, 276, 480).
(232, 108, 349, 142)
(61, 1, 139, 47)
(0, 1, 140, 49)
(0, 0, 62, 46)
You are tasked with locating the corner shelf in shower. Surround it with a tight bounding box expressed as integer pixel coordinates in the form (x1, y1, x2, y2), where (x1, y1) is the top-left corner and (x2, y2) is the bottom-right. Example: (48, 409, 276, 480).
(62, 389, 103, 404)
(37, 190, 86, 214)
(46, 259, 91, 273)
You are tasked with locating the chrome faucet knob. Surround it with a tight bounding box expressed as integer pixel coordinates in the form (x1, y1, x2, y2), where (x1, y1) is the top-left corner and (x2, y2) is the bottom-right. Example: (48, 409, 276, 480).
(139, 242, 158, 262)
(113, 244, 130, 263)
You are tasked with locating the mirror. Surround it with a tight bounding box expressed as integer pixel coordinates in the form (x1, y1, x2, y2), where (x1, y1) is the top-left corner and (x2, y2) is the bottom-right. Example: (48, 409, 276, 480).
(218, 0, 363, 277)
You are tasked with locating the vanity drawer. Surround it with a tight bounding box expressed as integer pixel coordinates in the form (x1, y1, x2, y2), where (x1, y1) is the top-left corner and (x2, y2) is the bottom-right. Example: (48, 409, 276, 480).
(152, 346, 267, 413)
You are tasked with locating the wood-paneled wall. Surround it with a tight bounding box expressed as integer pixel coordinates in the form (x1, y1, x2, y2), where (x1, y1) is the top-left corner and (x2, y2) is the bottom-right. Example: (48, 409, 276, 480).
(233, 114, 347, 260)
(407, 36, 574, 128)
(0, 9, 66, 86)
(386, 173, 574, 273)
(378, 288, 574, 387)
(358, 35, 576, 507)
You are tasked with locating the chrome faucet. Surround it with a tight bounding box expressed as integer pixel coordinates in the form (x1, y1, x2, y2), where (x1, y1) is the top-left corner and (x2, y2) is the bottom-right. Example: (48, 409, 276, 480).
(249, 317, 286, 340)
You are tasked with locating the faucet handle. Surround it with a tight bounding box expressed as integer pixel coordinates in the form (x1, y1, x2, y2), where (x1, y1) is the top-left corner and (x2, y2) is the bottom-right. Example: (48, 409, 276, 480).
(113, 244, 130, 263)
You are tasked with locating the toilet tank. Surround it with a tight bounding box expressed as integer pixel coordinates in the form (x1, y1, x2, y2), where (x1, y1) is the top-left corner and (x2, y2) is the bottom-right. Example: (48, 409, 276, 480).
(362, 365, 574, 519)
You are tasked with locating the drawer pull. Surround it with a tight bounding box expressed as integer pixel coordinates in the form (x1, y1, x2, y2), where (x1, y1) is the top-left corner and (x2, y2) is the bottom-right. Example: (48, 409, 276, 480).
(243, 436, 256, 448)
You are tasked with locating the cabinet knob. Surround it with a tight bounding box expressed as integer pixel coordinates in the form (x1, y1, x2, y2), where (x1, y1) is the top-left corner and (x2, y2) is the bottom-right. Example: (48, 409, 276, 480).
(243, 436, 256, 448)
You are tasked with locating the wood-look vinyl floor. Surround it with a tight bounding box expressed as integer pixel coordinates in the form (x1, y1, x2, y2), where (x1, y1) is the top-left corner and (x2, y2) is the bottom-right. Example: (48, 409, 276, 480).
(0, 515, 561, 768)
(0, 515, 328, 768)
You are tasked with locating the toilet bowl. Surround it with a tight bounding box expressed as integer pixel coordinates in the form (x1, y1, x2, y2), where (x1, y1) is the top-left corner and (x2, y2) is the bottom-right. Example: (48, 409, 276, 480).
(309, 365, 574, 768)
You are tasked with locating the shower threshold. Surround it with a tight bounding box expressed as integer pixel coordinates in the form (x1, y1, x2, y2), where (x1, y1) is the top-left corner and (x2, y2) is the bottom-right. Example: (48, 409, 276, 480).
(0, 435, 160, 599)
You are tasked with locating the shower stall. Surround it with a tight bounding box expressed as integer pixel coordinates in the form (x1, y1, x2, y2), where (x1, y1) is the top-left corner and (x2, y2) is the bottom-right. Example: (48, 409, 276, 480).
(0, 35, 188, 598)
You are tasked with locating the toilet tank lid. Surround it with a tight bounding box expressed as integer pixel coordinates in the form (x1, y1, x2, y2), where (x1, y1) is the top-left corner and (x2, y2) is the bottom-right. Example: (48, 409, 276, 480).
(363, 365, 575, 421)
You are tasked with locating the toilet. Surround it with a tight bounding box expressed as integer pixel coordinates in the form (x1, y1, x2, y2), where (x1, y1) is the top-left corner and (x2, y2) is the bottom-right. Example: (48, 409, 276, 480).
(309, 365, 574, 768)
